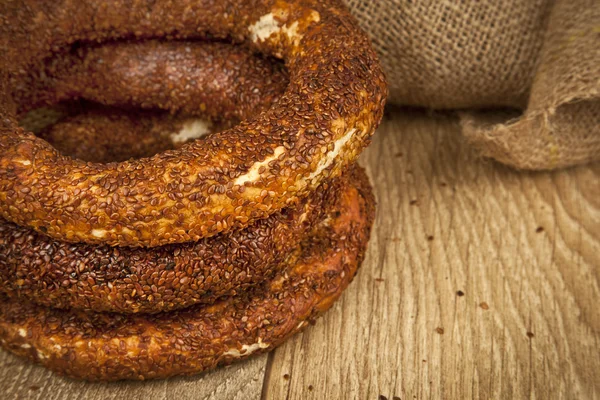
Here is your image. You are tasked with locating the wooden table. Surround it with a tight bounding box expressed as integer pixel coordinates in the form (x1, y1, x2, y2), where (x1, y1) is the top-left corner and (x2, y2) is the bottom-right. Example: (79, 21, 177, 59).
(1, 109, 598, 399)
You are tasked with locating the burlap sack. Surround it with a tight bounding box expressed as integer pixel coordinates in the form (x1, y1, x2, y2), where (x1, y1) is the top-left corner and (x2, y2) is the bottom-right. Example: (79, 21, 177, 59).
(345, 0, 599, 170)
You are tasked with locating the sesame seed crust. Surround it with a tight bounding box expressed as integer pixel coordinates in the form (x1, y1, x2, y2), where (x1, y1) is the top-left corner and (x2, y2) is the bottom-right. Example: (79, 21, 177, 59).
(16, 40, 288, 123)
(0, 0, 387, 247)
(0, 165, 375, 381)
(0, 168, 346, 314)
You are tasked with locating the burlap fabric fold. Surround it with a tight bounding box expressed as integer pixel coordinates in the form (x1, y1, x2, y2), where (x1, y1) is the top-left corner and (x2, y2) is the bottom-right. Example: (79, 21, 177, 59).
(346, 0, 599, 170)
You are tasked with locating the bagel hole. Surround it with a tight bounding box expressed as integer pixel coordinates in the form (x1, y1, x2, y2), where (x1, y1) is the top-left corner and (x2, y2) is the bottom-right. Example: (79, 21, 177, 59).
(21, 100, 235, 163)
(17, 38, 288, 163)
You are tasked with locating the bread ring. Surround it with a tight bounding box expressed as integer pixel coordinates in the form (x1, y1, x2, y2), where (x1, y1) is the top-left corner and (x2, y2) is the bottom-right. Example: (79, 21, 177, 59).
(16, 40, 288, 122)
(0, 171, 343, 313)
(0, 107, 346, 313)
(0, 0, 386, 247)
(1, 109, 350, 313)
(0, 166, 375, 381)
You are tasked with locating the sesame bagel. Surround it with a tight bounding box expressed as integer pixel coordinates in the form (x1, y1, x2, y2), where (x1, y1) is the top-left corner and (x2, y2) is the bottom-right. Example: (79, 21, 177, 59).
(16, 40, 288, 122)
(0, 165, 375, 381)
(0, 0, 386, 247)
(0, 170, 345, 314)
(0, 107, 347, 313)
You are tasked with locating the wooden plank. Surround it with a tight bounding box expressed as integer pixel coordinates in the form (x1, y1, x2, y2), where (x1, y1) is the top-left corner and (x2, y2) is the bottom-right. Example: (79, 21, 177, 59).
(0, 346, 267, 399)
(262, 109, 600, 399)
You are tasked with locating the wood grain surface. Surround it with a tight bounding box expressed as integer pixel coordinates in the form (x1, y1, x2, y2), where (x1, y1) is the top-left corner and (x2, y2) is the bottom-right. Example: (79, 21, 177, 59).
(1, 108, 598, 399)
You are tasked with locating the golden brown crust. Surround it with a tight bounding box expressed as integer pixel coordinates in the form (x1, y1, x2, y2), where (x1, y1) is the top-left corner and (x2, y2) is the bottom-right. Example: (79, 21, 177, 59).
(0, 166, 375, 381)
(0, 0, 387, 247)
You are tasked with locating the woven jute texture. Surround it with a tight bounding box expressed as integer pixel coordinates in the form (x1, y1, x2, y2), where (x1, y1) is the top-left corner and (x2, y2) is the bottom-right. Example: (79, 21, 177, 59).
(345, 0, 599, 170)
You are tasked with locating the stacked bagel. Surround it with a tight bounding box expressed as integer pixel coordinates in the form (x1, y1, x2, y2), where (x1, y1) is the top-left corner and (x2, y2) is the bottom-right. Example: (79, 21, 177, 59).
(0, 0, 386, 381)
